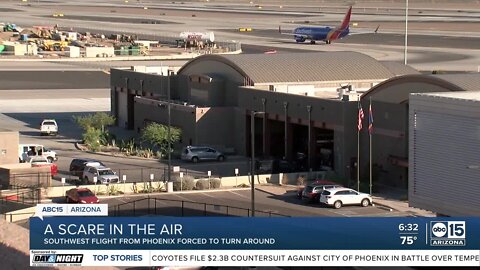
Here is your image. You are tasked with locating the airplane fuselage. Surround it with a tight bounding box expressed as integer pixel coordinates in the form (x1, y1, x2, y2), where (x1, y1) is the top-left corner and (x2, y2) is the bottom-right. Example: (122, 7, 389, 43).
(293, 26, 350, 43)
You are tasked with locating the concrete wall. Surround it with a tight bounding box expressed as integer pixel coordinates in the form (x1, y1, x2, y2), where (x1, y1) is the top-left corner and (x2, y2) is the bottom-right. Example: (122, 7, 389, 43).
(134, 97, 197, 148)
(85, 46, 115, 58)
(43, 170, 328, 198)
(65, 46, 80, 58)
(111, 69, 177, 100)
(195, 107, 236, 150)
(3, 206, 36, 223)
(3, 43, 37, 56)
(358, 100, 409, 188)
(0, 131, 19, 165)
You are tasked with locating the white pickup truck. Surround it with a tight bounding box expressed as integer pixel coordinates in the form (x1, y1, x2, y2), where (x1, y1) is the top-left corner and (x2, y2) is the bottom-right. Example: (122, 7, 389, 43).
(40, 119, 58, 136)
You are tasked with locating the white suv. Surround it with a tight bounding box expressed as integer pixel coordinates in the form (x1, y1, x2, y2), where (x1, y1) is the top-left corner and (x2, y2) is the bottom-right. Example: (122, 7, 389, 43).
(82, 166, 119, 184)
(319, 187, 372, 209)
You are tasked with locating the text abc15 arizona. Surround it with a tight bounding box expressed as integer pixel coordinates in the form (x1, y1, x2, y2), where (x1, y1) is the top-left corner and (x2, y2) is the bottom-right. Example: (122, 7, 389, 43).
(430, 221, 466, 246)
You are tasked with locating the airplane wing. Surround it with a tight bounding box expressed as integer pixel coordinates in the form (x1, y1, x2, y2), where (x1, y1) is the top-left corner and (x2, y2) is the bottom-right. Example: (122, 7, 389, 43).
(349, 25, 380, 35)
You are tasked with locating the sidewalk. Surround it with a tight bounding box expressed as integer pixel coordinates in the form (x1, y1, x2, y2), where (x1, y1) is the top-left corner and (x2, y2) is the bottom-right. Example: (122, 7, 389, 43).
(255, 184, 435, 217)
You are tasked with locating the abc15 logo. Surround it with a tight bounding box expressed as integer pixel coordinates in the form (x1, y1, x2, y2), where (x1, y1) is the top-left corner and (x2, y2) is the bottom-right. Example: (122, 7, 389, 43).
(430, 221, 466, 239)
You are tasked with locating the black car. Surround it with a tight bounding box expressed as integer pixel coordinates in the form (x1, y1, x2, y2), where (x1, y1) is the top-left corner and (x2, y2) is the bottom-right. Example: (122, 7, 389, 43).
(69, 158, 105, 177)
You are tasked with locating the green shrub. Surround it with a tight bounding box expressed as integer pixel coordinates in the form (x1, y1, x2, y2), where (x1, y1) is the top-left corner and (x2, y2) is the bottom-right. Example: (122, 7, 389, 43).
(153, 181, 165, 192)
(83, 127, 102, 152)
(172, 175, 195, 191)
(195, 179, 210, 190)
(139, 182, 154, 193)
(210, 178, 221, 189)
(107, 184, 124, 195)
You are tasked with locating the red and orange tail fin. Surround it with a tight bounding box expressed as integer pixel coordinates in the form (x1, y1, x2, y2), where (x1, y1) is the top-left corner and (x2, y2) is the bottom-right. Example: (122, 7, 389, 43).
(339, 6, 352, 30)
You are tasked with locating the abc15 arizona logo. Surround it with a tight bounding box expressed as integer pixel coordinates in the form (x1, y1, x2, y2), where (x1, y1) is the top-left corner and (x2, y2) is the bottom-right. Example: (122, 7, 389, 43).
(430, 221, 466, 246)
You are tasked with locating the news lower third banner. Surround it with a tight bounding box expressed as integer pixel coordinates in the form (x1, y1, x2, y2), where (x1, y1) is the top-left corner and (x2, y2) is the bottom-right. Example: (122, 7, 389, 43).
(30, 217, 480, 267)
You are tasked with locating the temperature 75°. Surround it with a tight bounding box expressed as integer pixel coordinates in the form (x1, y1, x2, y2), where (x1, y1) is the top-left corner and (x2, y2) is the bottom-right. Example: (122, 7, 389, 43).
(400, 236, 417, 245)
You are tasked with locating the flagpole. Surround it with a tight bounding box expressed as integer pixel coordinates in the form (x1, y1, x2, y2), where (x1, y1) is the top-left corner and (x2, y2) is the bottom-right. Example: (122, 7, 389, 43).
(369, 98, 373, 195)
(357, 120, 360, 192)
(357, 97, 360, 192)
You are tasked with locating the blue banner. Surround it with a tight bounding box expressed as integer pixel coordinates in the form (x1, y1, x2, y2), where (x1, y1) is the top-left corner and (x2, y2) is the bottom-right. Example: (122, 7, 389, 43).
(30, 217, 480, 250)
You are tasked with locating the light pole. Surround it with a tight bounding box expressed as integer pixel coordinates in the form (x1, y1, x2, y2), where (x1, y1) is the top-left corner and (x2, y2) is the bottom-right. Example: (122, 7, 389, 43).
(167, 70, 172, 183)
(250, 110, 264, 217)
(404, 0, 409, 65)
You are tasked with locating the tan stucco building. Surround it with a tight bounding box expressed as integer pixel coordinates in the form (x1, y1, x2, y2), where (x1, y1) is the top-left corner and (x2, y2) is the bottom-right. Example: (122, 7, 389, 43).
(0, 129, 19, 165)
(110, 52, 480, 190)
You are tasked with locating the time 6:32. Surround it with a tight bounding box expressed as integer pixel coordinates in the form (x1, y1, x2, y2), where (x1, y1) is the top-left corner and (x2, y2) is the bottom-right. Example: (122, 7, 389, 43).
(398, 223, 418, 231)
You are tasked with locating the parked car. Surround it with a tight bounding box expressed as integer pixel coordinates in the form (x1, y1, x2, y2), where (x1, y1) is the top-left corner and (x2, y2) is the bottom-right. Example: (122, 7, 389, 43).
(181, 146, 225, 163)
(296, 180, 340, 199)
(18, 144, 57, 163)
(26, 156, 58, 176)
(65, 188, 99, 204)
(82, 166, 119, 184)
(69, 158, 105, 177)
(40, 119, 58, 136)
(301, 183, 343, 203)
(319, 187, 372, 209)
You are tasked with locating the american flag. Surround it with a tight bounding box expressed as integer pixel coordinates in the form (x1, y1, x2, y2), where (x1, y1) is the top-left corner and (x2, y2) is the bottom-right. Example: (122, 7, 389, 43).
(368, 103, 374, 134)
(358, 104, 364, 131)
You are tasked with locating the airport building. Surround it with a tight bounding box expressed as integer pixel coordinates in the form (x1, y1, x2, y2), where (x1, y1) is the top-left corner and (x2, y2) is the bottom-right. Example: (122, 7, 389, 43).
(110, 52, 480, 191)
(409, 92, 480, 216)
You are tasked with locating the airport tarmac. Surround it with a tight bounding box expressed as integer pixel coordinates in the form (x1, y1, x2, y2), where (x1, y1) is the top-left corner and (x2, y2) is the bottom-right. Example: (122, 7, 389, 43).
(1, 0, 478, 72)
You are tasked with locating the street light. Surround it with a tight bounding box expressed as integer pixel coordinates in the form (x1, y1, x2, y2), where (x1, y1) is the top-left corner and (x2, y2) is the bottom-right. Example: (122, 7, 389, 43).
(404, 0, 409, 65)
(167, 70, 172, 183)
(250, 110, 265, 217)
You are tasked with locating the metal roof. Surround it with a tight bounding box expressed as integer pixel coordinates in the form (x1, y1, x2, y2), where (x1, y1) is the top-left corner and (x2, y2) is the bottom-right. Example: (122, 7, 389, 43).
(380, 61, 420, 76)
(431, 74, 480, 92)
(414, 91, 480, 102)
(363, 73, 480, 104)
(179, 52, 404, 84)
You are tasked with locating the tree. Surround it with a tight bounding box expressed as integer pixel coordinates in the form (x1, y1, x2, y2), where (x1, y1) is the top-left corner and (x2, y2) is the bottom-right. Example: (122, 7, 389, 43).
(141, 123, 181, 157)
(74, 112, 115, 132)
(74, 112, 116, 147)
(92, 112, 116, 133)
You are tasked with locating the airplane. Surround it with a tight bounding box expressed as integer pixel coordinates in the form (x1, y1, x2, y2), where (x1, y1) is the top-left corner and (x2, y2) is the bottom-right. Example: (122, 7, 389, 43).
(279, 6, 354, 44)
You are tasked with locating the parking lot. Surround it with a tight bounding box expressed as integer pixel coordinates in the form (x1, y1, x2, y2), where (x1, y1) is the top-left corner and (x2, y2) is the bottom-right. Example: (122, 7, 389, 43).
(98, 189, 412, 218)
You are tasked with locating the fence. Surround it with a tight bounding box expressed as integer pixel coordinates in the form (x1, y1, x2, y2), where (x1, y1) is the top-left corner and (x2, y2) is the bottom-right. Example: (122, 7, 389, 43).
(109, 197, 289, 218)
(64, 166, 220, 187)
(4, 172, 52, 189)
(0, 187, 41, 207)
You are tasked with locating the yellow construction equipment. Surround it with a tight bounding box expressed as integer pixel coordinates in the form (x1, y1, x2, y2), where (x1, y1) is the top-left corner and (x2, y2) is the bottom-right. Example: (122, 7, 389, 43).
(39, 40, 69, 51)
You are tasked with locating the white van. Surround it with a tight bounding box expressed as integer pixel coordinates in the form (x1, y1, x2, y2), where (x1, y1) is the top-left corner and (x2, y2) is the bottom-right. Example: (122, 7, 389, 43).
(18, 144, 58, 163)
